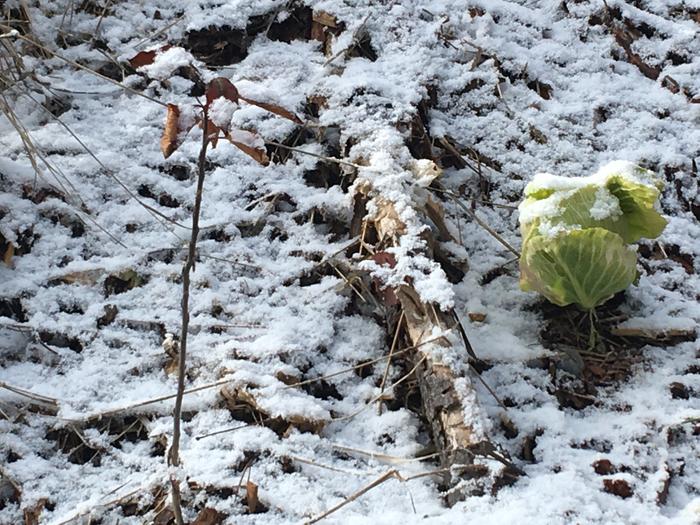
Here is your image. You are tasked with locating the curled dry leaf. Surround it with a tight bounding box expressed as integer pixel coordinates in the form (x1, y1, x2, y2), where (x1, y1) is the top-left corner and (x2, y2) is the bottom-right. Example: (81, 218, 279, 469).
(128, 44, 172, 68)
(246, 480, 259, 513)
(205, 77, 239, 108)
(239, 95, 303, 124)
(225, 130, 270, 166)
(161, 104, 197, 158)
(161, 104, 181, 159)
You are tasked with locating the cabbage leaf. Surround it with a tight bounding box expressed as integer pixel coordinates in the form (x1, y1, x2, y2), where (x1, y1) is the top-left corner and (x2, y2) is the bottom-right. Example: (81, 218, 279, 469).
(518, 161, 666, 309)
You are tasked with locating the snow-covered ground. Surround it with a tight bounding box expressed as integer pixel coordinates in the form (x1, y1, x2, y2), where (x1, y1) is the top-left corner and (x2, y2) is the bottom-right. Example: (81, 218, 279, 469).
(0, 0, 698, 523)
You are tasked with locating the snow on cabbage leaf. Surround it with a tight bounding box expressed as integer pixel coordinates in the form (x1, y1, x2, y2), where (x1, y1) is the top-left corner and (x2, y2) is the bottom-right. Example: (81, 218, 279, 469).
(518, 161, 667, 310)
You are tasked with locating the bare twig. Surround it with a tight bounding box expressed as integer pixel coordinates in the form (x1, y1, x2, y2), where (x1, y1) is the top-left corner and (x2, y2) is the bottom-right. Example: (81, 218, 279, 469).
(377, 310, 404, 413)
(0, 381, 59, 406)
(133, 14, 186, 49)
(432, 187, 520, 256)
(330, 443, 443, 465)
(76, 336, 447, 423)
(265, 141, 369, 170)
(168, 107, 210, 525)
(305, 469, 402, 524)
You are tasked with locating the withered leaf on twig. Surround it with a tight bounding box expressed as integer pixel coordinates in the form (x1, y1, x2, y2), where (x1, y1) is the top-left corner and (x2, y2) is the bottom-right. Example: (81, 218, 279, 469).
(161, 104, 196, 159)
(239, 95, 303, 124)
(205, 77, 239, 108)
(161, 104, 181, 158)
(225, 130, 270, 166)
(203, 119, 220, 149)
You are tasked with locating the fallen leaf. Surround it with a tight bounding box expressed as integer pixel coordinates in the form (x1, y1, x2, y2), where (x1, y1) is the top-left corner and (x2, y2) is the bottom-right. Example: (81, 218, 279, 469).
(23, 498, 47, 525)
(192, 507, 221, 525)
(371, 252, 399, 306)
(205, 77, 239, 108)
(50, 268, 104, 286)
(161, 104, 181, 158)
(592, 459, 615, 475)
(468, 312, 486, 322)
(612, 27, 660, 80)
(372, 251, 397, 268)
(313, 11, 340, 28)
(246, 480, 259, 513)
(603, 478, 633, 499)
(239, 95, 303, 124)
(3, 242, 14, 267)
(373, 198, 406, 240)
(661, 76, 680, 94)
(128, 44, 172, 68)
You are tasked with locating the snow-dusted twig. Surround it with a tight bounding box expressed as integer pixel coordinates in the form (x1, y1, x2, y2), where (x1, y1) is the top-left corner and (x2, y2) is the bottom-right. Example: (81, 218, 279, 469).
(432, 187, 520, 256)
(377, 310, 405, 413)
(305, 468, 403, 524)
(0, 381, 59, 406)
(167, 108, 211, 525)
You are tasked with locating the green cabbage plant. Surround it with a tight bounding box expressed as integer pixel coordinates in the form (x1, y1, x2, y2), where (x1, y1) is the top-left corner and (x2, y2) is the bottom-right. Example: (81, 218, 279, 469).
(518, 161, 667, 310)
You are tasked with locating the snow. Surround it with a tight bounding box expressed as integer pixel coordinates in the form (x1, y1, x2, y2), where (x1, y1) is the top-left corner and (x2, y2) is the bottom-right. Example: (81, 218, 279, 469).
(590, 185, 623, 221)
(0, 0, 699, 524)
(209, 98, 239, 132)
(138, 46, 197, 80)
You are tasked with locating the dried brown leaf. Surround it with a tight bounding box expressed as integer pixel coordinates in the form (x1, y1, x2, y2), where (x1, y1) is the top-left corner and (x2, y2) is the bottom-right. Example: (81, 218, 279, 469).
(202, 119, 220, 149)
(225, 131, 270, 166)
(371, 252, 398, 306)
(246, 481, 259, 513)
(128, 45, 172, 68)
(612, 27, 660, 80)
(161, 104, 181, 158)
(239, 95, 303, 124)
(192, 507, 221, 525)
(603, 478, 633, 499)
(313, 11, 340, 28)
(23, 498, 47, 525)
(373, 198, 406, 241)
(52, 268, 104, 285)
(3, 242, 14, 267)
(592, 459, 616, 475)
(206, 77, 239, 108)
(161, 104, 198, 158)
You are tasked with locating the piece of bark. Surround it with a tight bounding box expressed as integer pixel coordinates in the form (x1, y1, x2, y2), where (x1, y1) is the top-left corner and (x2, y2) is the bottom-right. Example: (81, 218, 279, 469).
(395, 285, 492, 502)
